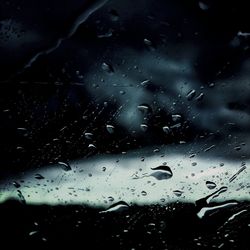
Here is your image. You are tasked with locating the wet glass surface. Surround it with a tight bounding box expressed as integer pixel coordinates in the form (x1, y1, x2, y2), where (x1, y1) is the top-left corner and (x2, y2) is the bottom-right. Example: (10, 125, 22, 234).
(0, 0, 250, 248)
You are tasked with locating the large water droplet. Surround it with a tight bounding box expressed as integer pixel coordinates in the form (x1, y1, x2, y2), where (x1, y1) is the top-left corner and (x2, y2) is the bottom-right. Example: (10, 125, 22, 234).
(100, 201, 129, 213)
(197, 202, 238, 219)
(150, 165, 173, 180)
(204, 145, 215, 152)
(196, 186, 228, 207)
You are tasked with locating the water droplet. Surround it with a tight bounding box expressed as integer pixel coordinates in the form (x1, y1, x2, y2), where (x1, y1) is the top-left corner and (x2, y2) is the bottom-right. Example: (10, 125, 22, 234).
(186, 90, 196, 101)
(106, 124, 115, 134)
(17, 190, 26, 204)
(162, 126, 170, 134)
(150, 165, 173, 180)
(100, 201, 129, 213)
(84, 132, 93, 140)
(140, 124, 148, 132)
(196, 93, 204, 101)
(34, 174, 44, 180)
(234, 146, 241, 151)
(109, 9, 119, 21)
(137, 104, 151, 113)
(173, 190, 183, 197)
(229, 165, 246, 182)
(196, 186, 228, 206)
(13, 181, 21, 188)
(172, 114, 181, 122)
(102, 62, 114, 73)
(144, 38, 153, 47)
(227, 209, 247, 222)
(199, 2, 210, 11)
(205, 181, 217, 189)
(58, 161, 72, 171)
(29, 231, 38, 236)
(97, 29, 113, 38)
(204, 145, 215, 152)
(108, 196, 114, 202)
(88, 144, 96, 149)
(197, 202, 238, 219)
(140, 79, 151, 86)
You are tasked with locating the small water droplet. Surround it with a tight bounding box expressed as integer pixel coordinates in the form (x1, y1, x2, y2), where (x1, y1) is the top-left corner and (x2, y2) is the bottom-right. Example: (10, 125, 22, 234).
(106, 124, 115, 134)
(17, 190, 26, 204)
(140, 124, 148, 132)
(204, 145, 215, 152)
(102, 62, 114, 73)
(172, 114, 181, 122)
(84, 132, 93, 140)
(173, 190, 183, 197)
(108, 196, 114, 202)
(229, 165, 246, 182)
(162, 126, 170, 134)
(140, 79, 151, 86)
(144, 38, 153, 47)
(109, 9, 119, 21)
(205, 181, 217, 189)
(34, 174, 44, 180)
(13, 181, 21, 188)
(186, 90, 196, 101)
(88, 144, 96, 149)
(137, 104, 151, 113)
(199, 1, 210, 11)
(196, 93, 204, 101)
(58, 161, 72, 171)
(234, 146, 241, 151)
(29, 231, 38, 236)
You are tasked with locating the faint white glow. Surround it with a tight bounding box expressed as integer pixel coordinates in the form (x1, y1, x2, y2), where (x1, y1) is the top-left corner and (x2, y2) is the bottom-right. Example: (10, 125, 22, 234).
(0, 145, 249, 208)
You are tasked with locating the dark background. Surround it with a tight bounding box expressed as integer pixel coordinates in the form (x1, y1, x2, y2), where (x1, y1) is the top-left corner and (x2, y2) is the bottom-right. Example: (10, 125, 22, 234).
(0, 0, 250, 248)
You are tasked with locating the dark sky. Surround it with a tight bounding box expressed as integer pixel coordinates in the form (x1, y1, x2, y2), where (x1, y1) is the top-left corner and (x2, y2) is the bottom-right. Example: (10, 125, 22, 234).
(0, 0, 249, 177)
